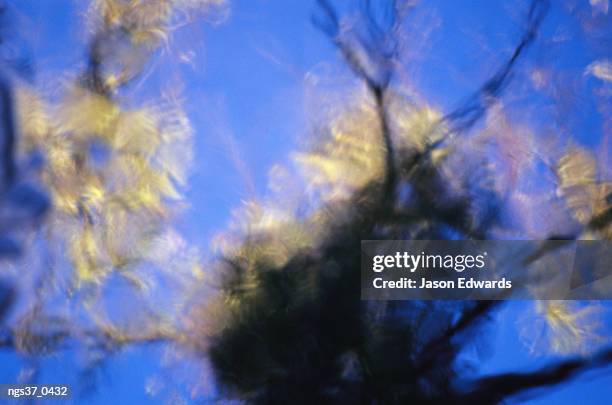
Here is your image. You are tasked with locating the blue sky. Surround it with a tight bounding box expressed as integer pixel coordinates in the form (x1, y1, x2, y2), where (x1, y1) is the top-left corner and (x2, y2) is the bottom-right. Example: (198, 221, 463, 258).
(1, 0, 611, 403)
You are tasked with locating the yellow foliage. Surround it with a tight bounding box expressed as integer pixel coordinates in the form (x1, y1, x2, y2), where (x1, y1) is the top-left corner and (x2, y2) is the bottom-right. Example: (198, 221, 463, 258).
(57, 87, 119, 140)
(556, 147, 610, 230)
(292, 93, 443, 204)
(14, 88, 49, 147)
(15, 84, 193, 285)
(519, 301, 605, 355)
(89, 0, 227, 47)
(294, 101, 384, 201)
(393, 105, 443, 152)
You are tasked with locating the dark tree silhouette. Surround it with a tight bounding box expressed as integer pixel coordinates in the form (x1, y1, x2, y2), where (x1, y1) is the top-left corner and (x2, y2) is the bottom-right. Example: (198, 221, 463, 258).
(0, 3, 49, 330)
(207, 1, 612, 404)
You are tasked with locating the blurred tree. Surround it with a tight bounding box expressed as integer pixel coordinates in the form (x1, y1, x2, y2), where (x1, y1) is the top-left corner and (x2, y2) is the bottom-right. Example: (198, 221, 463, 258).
(205, 0, 612, 403)
(0, 0, 226, 376)
(0, 0, 609, 403)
